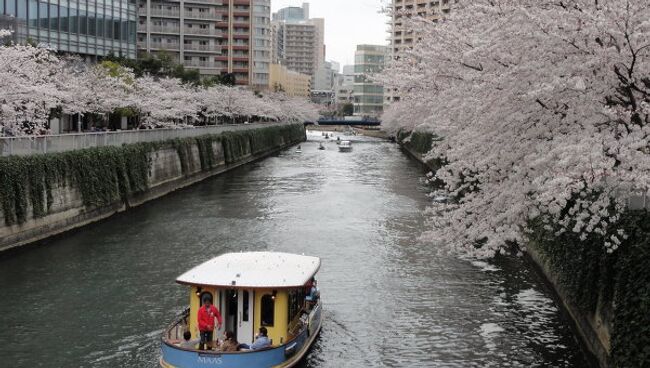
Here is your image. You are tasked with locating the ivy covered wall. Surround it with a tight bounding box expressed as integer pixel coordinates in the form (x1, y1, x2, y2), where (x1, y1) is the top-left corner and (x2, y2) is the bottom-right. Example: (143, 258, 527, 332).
(529, 212, 650, 367)
(396, 129, 444, 170)
(0, 124, 305, 227)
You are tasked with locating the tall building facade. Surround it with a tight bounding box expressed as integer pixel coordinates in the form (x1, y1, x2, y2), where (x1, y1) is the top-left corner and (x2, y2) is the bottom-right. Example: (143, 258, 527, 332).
(353, 45, 387, 116)
(390, 0, 453, 54)
(0, 0, 137, 59)
(251, 0, 271, 90)
(137, 0, 270, 88)
(271, 2, 324, 88)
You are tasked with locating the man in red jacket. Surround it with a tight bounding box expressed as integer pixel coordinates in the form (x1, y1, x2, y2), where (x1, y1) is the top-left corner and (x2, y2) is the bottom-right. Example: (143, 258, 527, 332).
(198, 294, 223, 350)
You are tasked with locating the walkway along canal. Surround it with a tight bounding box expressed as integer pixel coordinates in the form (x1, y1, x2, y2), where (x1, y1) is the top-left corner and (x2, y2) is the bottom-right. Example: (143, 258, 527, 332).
(0, 133, 591, 367)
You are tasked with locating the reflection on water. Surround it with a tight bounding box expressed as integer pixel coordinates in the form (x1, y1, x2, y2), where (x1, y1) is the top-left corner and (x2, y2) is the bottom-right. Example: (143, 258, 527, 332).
(0, 133, 588, 367)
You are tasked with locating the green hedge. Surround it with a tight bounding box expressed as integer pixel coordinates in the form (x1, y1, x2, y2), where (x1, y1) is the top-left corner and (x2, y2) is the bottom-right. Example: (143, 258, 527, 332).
(529, 212, 650, 367)
(0, 124, 305, 226)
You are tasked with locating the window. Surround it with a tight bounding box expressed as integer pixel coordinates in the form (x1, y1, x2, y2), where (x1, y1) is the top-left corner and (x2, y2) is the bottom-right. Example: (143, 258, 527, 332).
(261, 294, 275, 327)
(288, 288, 305, 323)
(49, 3, 58, 30)
(17, 0, 26, 20)
(39, 1, 48, 29)
(6, 0, 15, 17)
(28, 0, 38, 27)
(60, 6, 68, 32)
(79, 9, 87, 34)
(88, 12, 96, 36)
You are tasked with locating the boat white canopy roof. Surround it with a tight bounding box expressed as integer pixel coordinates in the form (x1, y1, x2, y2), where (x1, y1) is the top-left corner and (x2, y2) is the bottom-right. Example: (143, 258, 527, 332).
(176, 252, 321, 289)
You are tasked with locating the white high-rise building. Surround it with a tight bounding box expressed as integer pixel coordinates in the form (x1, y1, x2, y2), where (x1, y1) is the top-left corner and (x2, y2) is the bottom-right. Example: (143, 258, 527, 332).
(271, 2, 324, 87)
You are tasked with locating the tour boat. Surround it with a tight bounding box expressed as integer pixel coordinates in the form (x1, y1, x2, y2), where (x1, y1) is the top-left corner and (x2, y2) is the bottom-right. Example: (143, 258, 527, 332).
(160, 252, 322, 368)
(338, 141, 352, 152)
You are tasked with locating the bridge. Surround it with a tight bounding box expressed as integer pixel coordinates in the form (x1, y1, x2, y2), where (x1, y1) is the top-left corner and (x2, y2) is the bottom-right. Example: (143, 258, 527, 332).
(305, 117, 382, 127)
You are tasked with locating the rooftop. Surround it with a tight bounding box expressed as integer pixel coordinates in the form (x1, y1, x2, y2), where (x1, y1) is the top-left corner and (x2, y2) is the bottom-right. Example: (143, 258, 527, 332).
(176, 252, 321, 289)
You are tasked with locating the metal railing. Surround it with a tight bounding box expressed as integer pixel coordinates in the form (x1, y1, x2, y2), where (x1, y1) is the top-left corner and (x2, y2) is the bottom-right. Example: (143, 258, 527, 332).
(0, 122, 292, 157)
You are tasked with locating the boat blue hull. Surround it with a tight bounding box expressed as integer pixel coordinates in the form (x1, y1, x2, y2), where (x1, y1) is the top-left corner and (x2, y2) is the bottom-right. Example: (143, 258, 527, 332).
(161, 306, 321, 368)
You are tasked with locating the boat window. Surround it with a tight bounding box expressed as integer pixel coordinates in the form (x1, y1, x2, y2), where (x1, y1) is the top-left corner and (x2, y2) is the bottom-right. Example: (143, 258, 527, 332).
(243, 291, 249, 322)
(261, 294, 275, 327)
(288, 288, 305, 322)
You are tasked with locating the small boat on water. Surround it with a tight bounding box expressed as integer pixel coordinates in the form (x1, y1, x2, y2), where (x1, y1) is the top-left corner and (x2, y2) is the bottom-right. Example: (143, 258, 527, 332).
(318, 143, 325, 150)
(160, 252, 323, 368)
(338, 141, 352, 152)
(295, 145, 302, 153)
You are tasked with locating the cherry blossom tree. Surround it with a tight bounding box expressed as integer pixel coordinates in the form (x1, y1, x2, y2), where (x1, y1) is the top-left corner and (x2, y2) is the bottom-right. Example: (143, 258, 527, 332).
(0, 42, 66, 135)
(0, 37, 320, 135)
(381, 0, 650, 257)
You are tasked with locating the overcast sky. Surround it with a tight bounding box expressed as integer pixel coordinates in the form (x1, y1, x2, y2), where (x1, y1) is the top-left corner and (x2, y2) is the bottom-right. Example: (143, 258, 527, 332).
(270, 0, 389, 70)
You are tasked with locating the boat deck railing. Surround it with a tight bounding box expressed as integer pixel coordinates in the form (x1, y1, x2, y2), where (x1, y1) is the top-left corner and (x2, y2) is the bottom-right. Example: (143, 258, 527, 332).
(164, 307, 190, 343)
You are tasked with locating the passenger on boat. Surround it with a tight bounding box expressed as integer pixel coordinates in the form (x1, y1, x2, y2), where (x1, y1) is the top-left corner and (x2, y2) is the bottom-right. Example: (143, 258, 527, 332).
(198, 295, 223, 350)
(305, 278, 320, 302)
(240, 327, 271, 350)
(218, 331, 240, 352)
(179, 331, 201, 350)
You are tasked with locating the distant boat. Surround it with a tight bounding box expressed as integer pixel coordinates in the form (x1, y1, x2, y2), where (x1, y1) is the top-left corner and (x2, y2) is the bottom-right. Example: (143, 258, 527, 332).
(338, 141, 352, 152)
(318, 143, 325, 150)
(296, 145, 302, 153)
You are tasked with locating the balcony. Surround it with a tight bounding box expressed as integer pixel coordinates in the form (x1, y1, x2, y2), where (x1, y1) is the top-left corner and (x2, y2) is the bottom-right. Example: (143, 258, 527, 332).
(184, 60, 214, 68)
(149, 26, 181, 34)
(150, 9, 180, 18)
(173, 0, 223, 5)
(184, 43, 219, 52)
(184, 11, 221, 21)
(150, 42, 180, 50)
(184, 27, 221, 36)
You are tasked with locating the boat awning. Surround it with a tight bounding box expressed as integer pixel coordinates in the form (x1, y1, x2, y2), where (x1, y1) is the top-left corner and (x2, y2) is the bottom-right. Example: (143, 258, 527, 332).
(176, 252, 321, 289)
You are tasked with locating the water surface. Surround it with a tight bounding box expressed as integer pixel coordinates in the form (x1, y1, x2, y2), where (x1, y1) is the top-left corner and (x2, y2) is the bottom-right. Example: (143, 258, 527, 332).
(0, 131, 589, 367)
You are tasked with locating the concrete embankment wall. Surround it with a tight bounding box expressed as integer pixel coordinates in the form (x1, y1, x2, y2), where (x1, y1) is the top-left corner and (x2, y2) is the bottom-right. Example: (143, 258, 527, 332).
(397, 134, 650, 368)
(0, 123, 305, 253)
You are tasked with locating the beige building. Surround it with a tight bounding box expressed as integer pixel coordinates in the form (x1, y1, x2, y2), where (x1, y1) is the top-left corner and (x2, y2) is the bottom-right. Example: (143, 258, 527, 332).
(391, 0, 454, 54)
(269, 63, 311, 98)
(137, 0, 270, 88)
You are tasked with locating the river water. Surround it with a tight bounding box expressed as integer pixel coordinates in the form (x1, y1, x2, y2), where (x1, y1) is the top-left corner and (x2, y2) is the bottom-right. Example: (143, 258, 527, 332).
(0, 131, 589, 367)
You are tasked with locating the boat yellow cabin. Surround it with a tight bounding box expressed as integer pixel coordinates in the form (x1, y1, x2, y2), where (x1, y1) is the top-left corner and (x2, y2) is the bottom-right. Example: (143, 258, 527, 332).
(160, 252, 322, 368)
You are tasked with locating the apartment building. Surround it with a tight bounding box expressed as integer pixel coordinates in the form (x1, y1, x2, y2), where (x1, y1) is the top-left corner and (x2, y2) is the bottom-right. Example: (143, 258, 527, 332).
(271, 2, 324, 87)
(0, 0, 137, 59)
(137, 0, 270, 87)
(269, 63, 310, 98)
(353, 45, 387, 116)
(390, 0, 453, 54)
(251, 0, 271, 90)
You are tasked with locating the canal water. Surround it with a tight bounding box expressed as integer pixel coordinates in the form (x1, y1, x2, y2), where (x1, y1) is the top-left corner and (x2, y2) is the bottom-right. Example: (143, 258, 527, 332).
(0, 131, 589, 367)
